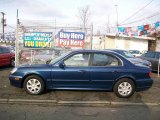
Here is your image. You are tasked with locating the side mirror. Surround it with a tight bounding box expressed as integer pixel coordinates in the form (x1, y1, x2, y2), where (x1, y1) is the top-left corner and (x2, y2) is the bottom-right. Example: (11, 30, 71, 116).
(46, 59, 51, 64)
(59, 62, 65, 69)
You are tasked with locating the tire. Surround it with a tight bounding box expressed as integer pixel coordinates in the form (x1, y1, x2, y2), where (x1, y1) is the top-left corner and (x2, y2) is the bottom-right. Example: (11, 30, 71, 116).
(23, 75, 45, 95)
(113, 78, 135, 98)
(10, 58, 15, 67)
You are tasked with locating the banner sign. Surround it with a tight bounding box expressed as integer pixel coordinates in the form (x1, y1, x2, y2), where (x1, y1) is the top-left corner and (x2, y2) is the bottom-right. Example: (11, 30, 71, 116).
(118, 21, 160, 37)
(23, 32, 53, 48)
(58, 31, 85, 48)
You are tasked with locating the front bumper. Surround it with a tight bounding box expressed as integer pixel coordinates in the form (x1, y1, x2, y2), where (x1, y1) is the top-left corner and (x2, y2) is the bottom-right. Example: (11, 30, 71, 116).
(9, 75, 23, 88)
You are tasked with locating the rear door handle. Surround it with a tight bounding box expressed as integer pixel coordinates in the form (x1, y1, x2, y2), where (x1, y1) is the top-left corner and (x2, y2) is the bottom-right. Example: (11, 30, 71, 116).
(112, 70, 120, 73)
(78, 70, 86, 73)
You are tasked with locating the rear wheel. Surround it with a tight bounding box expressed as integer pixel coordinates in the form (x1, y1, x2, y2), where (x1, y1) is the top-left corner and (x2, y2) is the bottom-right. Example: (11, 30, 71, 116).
(113, 78, 135, 98)
(23, 75, 45, 95)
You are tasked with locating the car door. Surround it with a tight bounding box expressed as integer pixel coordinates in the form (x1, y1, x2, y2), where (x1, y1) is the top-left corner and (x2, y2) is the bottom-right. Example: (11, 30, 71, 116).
(51, 52, 91, 88)
(142, 52, 156, 71)
(90, 52, 123, 90)
(154, 52, 160, 71)
(1, 47, 11, 65)
(0, 48, 3, 66)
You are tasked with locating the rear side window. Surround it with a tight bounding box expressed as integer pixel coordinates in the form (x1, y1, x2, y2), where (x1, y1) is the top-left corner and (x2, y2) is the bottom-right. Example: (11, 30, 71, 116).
(145, 52, 156, 58)
(92, 53, 122, 66)
(156, 52, 160, 59)
(0, 48, 2, 54)
(1, 48, 10, 53)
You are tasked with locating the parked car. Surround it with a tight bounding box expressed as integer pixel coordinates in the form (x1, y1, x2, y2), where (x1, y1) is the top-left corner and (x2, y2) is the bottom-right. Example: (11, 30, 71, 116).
(129, 50, 142, 57)
(20, 50, 56, 63)
(140, 51, 160, 71)
(107, 49, 151, 68)
(0, 46, 15, 67)
(9, 50, 153, 98)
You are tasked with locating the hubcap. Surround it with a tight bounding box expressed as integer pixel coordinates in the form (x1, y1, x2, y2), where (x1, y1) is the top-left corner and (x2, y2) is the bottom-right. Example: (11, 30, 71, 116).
(118, 82, 132, 96)
(26, 79, 41, 94)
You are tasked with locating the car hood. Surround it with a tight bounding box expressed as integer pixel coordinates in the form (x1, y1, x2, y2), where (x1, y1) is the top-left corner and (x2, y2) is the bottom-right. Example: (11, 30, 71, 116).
(19, 64, 50, 68)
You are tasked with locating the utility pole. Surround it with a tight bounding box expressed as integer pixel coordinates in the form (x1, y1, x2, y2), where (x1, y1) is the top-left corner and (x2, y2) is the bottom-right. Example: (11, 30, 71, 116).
(90, 24, 93, 50)
(15, 9, 19, 66)
(1, 12, 6, 40)
(115, 4, 118, 28)
(107, 15, 110, 33)
(114, 4, 119, 49)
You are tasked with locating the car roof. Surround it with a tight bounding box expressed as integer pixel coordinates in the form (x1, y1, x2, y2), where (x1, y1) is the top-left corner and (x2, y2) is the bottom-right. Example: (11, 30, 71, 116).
(71, 49, 119, 53)
(0, 46, 9, 49)
(129, 50, 140, 51)
(105, 49, 128, 52)
(145, 51, 160, 54)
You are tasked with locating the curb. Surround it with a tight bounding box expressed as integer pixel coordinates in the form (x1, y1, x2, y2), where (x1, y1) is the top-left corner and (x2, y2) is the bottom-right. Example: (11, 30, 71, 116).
(0, 99, 159, 106)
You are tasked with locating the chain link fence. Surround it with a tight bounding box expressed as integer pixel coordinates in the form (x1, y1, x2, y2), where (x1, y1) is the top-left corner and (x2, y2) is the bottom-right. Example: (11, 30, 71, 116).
(15, 20, 93, 66)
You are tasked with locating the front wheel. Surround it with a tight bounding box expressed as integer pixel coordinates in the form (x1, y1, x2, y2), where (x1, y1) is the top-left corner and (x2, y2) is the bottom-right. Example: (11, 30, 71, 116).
(23, 75, 45, 95)
(113, 78, 135, 98)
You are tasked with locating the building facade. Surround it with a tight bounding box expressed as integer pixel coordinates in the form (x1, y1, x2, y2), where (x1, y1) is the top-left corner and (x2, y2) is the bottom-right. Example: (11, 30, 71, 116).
(104, 34, 156, 52)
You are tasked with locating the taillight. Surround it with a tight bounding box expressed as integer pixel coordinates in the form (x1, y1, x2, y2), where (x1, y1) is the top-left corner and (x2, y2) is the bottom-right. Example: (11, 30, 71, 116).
(148, 72, 152, 78)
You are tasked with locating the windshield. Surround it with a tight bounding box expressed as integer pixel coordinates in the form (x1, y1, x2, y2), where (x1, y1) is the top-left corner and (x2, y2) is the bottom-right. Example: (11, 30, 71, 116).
(129, 50, 140, 54)
(50, 51, 71, 64)
(121, 51, 134, 58)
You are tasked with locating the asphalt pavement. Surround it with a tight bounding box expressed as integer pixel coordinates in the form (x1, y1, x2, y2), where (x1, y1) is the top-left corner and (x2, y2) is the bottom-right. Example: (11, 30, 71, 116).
(0, 66, 160, 106)
(0, 104, 160, 120)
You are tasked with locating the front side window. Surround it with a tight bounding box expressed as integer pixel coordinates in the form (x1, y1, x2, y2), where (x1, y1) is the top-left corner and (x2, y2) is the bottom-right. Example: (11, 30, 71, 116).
(145, 52, 156, 58)
(64, 53, 90, 67)
(92, 53, 121, 66)
(0, 48, 2, 54)
(2, 48, 10, 53)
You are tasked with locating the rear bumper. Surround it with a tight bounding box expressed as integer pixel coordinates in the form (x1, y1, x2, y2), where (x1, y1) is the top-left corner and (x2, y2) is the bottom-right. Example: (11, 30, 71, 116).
(9, 75, 23, 88)
(136, 78, 153, 91)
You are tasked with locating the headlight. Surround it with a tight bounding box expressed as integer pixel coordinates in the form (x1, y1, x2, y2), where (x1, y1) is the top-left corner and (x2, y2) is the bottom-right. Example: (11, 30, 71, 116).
(10, 68, 17, 74)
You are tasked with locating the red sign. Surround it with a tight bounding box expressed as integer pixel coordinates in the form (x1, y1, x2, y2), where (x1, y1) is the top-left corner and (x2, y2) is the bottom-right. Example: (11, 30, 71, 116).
(58, 31, 85, 48)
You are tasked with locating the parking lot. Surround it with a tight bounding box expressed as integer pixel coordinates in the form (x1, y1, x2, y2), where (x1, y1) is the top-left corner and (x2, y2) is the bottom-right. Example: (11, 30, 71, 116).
(0, 66, 160, 105)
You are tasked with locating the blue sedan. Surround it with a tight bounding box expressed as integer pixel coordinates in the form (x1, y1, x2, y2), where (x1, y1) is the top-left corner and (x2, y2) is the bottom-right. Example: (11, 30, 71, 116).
(9, 50, 153, 98)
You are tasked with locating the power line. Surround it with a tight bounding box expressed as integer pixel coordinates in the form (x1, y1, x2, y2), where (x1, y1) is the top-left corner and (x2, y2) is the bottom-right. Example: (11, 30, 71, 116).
(119, 11, 160, 26)
(120, 0, 154, 24)
(7, 25, 16, 30)
(123, 3, 160, 24)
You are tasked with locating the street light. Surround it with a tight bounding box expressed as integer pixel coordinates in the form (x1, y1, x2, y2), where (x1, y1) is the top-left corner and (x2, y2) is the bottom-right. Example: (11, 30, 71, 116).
(1, 12, 6, 40)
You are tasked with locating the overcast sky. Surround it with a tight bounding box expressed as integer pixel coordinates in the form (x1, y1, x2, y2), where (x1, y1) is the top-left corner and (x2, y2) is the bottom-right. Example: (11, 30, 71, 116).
(0, 0, 160, 33)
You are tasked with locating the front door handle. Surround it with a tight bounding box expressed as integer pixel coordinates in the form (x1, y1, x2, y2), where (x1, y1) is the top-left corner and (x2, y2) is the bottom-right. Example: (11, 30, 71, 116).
(78, 70, 86, 73)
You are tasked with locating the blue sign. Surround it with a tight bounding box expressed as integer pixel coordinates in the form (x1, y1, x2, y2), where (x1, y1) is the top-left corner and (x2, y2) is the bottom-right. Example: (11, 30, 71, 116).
(23, 32, 53, 48)
(59, 31, 85, 40)
(58, 31, 85, 48)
